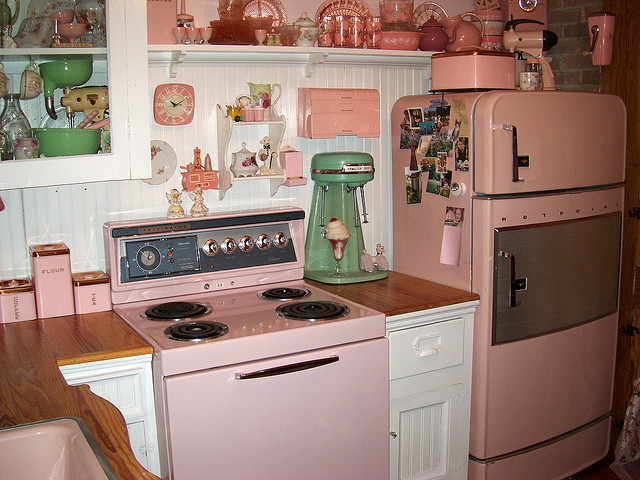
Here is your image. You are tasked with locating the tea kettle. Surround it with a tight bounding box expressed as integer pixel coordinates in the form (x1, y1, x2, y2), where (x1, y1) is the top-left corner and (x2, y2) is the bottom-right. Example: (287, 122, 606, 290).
(419, 16, 448, 51)
(440, 12, 484, 52)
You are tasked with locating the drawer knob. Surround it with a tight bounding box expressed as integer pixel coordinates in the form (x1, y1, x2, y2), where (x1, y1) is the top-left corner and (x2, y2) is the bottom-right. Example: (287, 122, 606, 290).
(413, 334, 442, 357)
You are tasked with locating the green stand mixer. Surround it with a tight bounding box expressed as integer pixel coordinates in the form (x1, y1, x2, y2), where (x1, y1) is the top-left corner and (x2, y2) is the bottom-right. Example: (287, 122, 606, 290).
(304, 151, 388, 284)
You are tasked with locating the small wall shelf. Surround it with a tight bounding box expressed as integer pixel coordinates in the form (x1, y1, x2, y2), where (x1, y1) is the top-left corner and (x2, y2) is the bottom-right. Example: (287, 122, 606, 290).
(216, 104, 288, 200)
(148, 45, 434, 78)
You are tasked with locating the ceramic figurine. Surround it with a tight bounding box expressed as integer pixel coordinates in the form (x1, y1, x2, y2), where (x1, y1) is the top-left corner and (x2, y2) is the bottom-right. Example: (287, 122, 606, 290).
(166, 188, 185, 218)
(188, 184, 208, 216)
(193, 147, 203, 171)
(258, 136, 276, 175)
(360, 244, 389, 272)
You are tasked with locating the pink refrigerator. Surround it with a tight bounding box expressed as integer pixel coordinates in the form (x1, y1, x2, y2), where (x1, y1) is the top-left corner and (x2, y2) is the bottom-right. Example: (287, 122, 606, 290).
(391, 91, 626, 480)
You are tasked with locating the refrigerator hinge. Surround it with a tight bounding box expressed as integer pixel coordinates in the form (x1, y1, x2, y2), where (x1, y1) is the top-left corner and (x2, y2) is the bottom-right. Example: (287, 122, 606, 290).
(628, 207, 640, 218)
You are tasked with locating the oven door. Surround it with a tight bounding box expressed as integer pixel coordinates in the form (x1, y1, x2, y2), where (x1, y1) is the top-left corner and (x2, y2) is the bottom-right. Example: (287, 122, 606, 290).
(163, 338, 389, 480)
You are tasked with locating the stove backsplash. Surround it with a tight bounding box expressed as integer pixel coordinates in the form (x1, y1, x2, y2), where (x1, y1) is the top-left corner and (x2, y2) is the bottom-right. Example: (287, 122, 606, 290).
(0, 62, 430, 280)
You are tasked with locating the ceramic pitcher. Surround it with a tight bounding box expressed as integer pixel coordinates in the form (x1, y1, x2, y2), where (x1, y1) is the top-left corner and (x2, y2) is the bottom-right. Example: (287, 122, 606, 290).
(247, 82, 282, 108)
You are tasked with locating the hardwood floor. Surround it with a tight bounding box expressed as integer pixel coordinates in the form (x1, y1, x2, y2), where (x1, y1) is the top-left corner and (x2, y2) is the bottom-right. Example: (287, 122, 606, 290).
(571, 457, 621, 480)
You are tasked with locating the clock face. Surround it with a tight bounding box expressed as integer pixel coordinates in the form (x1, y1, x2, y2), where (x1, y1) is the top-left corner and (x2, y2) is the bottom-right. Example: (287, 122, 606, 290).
(154, 83, 195, 126)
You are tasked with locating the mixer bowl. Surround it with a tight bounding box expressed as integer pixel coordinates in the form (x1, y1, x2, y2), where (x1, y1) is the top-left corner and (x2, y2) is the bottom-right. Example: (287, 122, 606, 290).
(39, 59, 93, 97)
(32, 128, 100, 157)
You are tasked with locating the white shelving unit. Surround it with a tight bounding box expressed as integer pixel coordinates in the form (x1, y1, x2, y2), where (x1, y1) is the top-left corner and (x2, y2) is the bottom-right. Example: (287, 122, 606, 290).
(216, 104, 287, 200)
(148, 44, 435, 77)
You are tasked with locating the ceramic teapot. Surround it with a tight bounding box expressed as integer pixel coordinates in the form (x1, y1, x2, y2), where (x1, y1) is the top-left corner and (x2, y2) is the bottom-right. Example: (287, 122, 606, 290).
(231, 142, 259, 177)
(440, 12, 484, 52)
(293, 12, 323, 47)
(419, 16, 448, 52)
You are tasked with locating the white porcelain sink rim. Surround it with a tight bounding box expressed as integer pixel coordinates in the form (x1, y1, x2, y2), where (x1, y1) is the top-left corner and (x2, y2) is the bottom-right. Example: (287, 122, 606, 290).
(0, 416, 119, 480)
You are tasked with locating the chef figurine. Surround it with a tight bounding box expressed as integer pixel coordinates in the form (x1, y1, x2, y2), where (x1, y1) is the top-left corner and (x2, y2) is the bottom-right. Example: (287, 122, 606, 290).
(193, 147, 204, 171)
(166, 188, 185, 218)
(258, 136, 276, 175)
(188, 184, 209, 217)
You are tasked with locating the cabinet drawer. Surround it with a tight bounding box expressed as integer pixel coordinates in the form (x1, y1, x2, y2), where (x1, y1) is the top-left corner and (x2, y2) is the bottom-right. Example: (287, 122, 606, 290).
(388, 318, 465, 380)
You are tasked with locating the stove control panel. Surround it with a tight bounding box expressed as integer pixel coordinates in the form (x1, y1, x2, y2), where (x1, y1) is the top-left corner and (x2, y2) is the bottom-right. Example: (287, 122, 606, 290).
(118, 223, 298, 284)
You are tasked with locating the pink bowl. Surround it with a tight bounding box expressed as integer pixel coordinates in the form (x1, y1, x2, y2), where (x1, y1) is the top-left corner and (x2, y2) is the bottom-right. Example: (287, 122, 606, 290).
(51, 9, 75, 24)
(379, 30, 421, 50)
(58, 22, 88, 42)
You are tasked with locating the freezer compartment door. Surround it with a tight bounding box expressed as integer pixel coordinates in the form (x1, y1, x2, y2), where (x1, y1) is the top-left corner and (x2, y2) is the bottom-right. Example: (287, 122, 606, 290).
(493, 213, 621, 344)
(473, 91, 626, 195)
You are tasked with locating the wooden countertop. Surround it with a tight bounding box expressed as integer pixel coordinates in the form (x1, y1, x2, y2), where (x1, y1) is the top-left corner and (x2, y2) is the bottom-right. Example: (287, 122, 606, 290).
(307, 271, 479, 317)
(0, 311, 159, 480)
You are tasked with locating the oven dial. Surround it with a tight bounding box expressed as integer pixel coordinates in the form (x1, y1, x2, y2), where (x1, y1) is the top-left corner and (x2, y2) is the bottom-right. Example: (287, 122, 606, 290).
(239, 236, 255, 252)
(221, 238, 237, 254)
(256, 234, 271, 250)
(273, 232, 288, 248)
(202, 239, 220, 256)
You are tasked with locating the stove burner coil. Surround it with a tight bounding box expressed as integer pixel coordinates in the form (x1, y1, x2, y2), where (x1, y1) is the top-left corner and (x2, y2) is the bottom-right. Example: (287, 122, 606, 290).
(276, 301, 350, 321)
(145, 301, 210, 321)
(164, 321, 229, 341)
(259, 287, 311, 301)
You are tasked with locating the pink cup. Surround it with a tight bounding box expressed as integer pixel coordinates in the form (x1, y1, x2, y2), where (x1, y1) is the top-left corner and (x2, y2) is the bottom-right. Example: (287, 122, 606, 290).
(587, 12, 615, 65)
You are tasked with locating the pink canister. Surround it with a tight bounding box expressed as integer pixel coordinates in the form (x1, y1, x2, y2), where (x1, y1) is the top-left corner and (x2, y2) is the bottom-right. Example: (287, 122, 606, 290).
(0, 278, 37, 323)
(72, 271, 112, 314)
(30, 243, 75, 318)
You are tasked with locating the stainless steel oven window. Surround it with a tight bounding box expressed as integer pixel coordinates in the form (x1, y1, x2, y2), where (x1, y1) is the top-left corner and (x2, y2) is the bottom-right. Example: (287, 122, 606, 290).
(492, 213, 621, 344)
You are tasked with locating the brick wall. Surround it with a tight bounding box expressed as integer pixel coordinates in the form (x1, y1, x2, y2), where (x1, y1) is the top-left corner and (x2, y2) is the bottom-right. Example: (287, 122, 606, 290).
(547, 0, 602, 91)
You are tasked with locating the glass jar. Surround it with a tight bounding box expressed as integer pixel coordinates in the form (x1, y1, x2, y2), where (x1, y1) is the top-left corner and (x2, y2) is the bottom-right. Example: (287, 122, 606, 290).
(379, 0, 414, 26)
(0, 94, 32, 161)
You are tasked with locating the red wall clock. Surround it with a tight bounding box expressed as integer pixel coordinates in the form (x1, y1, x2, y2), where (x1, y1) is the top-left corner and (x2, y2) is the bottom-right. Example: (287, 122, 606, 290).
(154, 83, 195, 126)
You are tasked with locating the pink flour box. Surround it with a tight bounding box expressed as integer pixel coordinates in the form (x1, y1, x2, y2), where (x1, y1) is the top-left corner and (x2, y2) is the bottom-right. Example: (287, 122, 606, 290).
(30, 243, 75, 318)
(72, 271, 112, 314)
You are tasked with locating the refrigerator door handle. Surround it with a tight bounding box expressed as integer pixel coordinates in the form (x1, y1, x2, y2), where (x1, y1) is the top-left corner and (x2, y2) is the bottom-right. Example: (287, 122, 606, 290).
(499, 250, 518, 308)
(498, 123, 526, 183)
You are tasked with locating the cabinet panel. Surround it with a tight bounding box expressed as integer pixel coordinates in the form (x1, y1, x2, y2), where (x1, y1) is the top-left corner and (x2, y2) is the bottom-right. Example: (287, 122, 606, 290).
(390, 383, 467, 480)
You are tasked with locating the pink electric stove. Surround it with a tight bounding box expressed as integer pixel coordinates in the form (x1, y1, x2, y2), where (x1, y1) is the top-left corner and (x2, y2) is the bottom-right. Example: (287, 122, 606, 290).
(104, 207, 389, 480)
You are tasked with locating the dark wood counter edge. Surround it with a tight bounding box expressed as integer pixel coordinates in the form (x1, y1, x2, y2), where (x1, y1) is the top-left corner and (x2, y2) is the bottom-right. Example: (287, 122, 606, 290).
(0, 310, 160, 480)
(307, 271, 479, 317)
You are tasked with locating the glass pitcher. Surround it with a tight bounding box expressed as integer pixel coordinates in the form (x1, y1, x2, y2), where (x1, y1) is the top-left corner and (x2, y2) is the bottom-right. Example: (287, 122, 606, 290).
(0, 94, 32, 160)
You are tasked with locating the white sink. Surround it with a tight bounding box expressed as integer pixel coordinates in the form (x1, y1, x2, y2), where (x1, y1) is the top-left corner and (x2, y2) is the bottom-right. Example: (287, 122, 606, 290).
(0, 417, 119, 479)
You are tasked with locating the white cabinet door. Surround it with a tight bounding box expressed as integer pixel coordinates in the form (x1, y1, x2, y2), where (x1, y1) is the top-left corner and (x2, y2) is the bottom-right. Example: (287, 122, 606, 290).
(0, 0, 150, 190)
(390, 382, 467, 480)
(59, 354, 160, 477)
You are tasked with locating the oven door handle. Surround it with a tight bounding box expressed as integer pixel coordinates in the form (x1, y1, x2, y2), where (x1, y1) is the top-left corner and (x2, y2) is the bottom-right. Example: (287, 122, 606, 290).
(235, 355, 340, 380)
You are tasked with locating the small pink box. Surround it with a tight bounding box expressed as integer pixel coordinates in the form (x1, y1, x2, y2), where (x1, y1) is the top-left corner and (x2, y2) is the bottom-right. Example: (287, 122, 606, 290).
(31, 243, 75, 319)
(0, 278, 37, 323)
(72, 271, 112, 314)
(279, 147, 304, 178)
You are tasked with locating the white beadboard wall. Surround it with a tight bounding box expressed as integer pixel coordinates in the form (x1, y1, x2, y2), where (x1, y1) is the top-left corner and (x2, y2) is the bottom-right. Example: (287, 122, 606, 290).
(0, 61, 430, 279)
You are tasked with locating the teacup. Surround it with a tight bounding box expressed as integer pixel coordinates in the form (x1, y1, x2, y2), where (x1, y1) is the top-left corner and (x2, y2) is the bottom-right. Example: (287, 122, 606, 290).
(0, 64, 8, 99)
(20, 62, 43, 100)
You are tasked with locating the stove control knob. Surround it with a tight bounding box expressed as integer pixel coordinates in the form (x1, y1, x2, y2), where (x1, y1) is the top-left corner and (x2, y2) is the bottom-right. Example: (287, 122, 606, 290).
(239, 236, 255, 252)
(221, 237, 237, 254)
(256, 234, 271, 250)
(202, 239, 220, 256)
(273, 232, 289, 248)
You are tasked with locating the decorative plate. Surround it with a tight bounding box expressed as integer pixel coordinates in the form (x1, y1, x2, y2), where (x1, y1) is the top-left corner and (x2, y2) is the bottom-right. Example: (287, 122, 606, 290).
(315, 0, 374, 23)
(143, 140, 177, 185)
(243, 0, 288, 26)
(412, 2, 448, 27)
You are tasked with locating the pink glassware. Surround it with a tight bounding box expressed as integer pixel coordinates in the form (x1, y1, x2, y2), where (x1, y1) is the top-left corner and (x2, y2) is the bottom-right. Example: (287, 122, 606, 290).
(186, 26, 200, 44)
(51, 9, 75, 24)
(254, 28, 267, 45)
(200, 26, 213, 44)
(172, 26, 187, 43)
(58, 22, 87, 43)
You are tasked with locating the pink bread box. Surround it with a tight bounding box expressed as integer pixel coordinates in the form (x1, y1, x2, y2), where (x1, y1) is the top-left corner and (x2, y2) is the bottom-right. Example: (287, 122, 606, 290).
(0, 278, 37, 323)
(279, 146, 304, 178)
(30, 243, 75, 319)
(431, 50, 516, 91)
(72, 271, 112, 314)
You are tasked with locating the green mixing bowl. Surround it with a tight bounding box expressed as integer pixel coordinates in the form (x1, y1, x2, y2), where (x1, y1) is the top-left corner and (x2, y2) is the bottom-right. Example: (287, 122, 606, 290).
(32, 128, 101, 157)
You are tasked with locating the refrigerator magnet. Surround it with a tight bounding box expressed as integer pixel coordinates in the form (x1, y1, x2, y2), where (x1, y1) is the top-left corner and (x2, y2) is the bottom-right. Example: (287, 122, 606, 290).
(440, 206, 464, 266)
